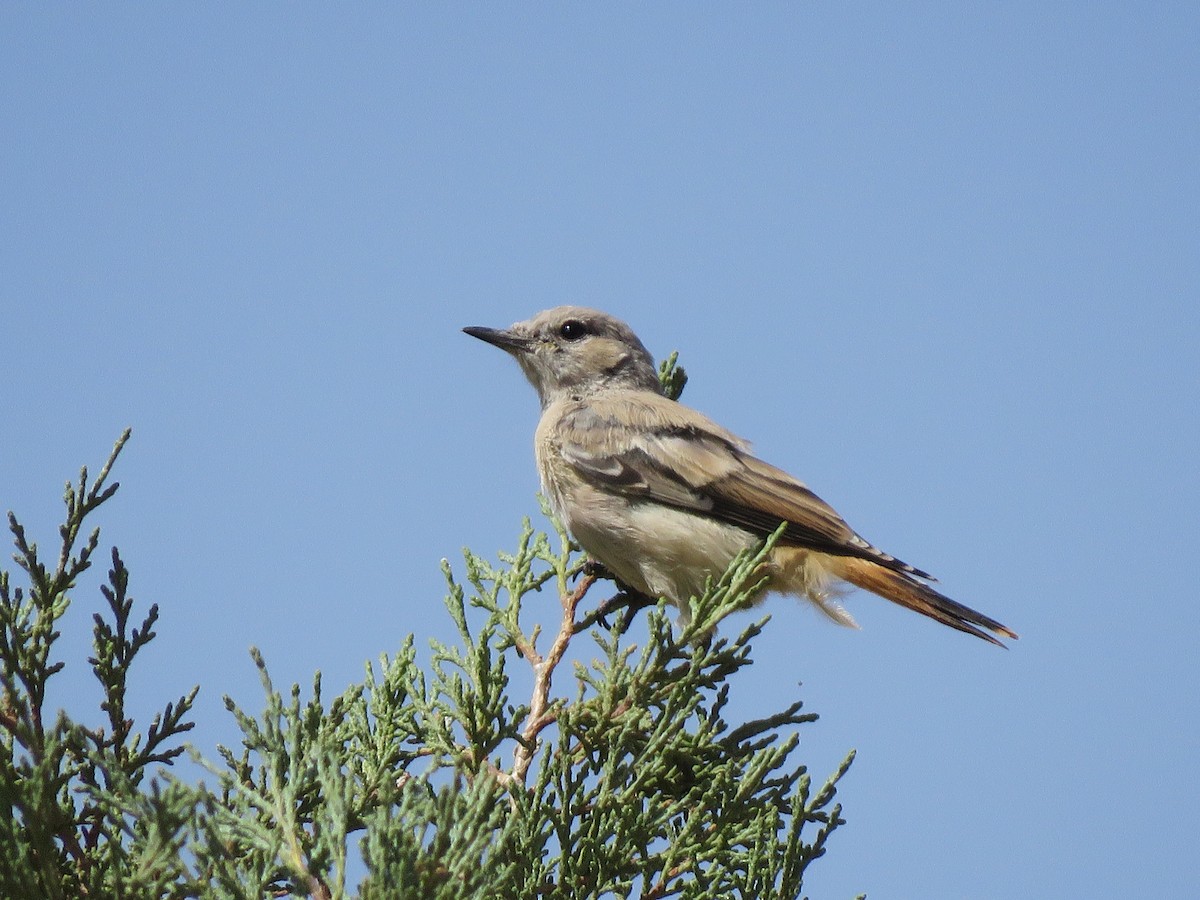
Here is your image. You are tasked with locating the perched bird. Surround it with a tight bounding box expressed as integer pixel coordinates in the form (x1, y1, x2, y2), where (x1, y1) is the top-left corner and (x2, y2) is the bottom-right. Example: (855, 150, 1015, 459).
(464, 306, 1017, 646)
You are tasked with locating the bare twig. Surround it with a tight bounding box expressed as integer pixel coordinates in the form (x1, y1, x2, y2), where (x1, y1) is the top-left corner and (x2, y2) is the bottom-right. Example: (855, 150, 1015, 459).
(573, 588, 656, 635)
(512, 572, 596, 784)
(460, 747, 519, 792)
(306, 875, 332, 900)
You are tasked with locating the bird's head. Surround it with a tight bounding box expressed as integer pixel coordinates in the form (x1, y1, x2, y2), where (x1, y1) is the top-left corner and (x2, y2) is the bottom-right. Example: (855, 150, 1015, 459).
(464, 306, 661, 406)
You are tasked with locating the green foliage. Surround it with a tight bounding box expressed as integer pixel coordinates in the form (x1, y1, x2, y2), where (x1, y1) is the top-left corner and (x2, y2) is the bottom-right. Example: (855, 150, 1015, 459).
(1, 405, 855, 897)
(188, 520, 853, 899)
(658, 351, 688, 402)
(0, 429, 198, 899)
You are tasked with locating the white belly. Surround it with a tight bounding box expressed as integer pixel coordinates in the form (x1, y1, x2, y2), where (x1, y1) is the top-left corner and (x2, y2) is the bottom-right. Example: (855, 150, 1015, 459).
(556, 485, 758, 607)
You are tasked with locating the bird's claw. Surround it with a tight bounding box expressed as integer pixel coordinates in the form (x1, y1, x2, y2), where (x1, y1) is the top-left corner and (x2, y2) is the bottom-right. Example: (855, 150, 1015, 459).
(594, 589, 656, 632)
(581, 559, 612, 581)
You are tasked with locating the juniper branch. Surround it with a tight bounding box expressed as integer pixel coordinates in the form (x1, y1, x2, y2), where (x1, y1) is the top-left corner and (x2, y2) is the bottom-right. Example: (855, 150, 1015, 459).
(513, 570, 597, 785)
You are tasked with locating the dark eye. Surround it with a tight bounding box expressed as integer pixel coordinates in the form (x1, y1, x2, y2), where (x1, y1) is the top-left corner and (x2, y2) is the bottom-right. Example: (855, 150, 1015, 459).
(559, 319, 589, 341)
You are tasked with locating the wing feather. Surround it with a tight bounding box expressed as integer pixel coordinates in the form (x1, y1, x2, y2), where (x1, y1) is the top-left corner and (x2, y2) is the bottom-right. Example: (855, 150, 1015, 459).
(556, 392, 931, 579)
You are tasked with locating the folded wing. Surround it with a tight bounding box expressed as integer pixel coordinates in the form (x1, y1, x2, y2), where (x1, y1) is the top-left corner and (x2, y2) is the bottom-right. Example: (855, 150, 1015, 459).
(557, 392, 931, 579)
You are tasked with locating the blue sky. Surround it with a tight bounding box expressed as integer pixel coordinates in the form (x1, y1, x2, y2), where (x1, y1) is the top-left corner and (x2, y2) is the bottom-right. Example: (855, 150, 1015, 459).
(3, 4, 1198, 896)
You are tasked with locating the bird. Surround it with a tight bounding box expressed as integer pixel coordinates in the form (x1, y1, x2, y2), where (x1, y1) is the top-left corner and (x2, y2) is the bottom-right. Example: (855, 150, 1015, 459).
(464, 306, 1017, 646)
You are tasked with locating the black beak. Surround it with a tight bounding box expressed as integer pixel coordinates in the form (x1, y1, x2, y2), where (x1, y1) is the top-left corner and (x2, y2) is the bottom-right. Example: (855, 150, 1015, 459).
(463, 325, 532, 354)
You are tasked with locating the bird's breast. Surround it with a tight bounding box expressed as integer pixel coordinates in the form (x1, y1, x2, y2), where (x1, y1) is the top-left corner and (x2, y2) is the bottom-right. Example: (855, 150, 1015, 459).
(539, 464, 757, 607)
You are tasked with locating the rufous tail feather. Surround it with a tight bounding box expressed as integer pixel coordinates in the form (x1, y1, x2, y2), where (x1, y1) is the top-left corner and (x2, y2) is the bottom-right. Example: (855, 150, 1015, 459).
(834, 557, 1018, 647)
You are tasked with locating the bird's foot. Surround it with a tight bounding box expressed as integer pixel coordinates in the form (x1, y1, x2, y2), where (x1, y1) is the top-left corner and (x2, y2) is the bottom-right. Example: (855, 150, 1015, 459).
(594, 589, 656, 632)
(577, 559, 613, 582)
